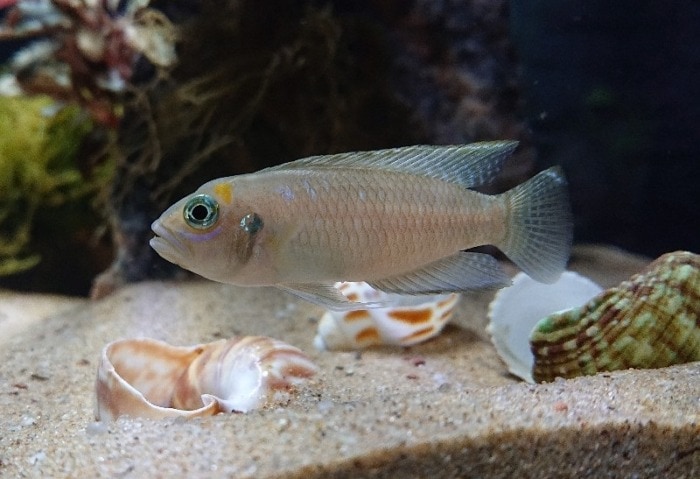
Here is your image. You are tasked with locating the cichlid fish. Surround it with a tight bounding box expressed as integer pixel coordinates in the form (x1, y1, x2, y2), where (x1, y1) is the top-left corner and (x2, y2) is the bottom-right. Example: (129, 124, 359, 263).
(150, 141, 573, 310)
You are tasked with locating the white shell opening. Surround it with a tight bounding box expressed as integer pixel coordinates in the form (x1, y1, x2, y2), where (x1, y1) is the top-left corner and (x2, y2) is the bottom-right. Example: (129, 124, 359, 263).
(486, 271, 602, 382)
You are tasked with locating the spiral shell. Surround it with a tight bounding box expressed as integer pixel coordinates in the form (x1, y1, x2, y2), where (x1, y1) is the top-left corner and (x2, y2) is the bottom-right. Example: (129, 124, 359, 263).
(314, 282, 459, 350)
(531, 251, 700, 382)
(95, 336, 318, 421)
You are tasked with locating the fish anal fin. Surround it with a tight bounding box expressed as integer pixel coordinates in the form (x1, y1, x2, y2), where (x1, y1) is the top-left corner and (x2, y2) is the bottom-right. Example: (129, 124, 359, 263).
(278, 283, 387, 311)
(368, 252, 511, 296)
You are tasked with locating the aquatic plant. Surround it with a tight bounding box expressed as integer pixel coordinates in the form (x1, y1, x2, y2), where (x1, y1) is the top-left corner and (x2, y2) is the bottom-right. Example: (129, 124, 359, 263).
(0, 95, 105, 275)
(0, 0, 176, 284)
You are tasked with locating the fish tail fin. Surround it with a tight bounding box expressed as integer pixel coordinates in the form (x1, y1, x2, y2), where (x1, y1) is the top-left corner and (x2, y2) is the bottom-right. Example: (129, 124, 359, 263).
(498, 166, 573, 283)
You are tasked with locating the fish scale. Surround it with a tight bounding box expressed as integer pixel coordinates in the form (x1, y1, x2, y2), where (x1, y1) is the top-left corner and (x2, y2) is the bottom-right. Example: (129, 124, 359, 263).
(257, 169, 501, 282)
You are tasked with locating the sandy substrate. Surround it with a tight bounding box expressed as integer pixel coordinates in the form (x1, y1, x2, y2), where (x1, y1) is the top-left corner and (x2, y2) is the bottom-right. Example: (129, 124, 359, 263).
(0, 245, 697, 478)
(0, 292, 85, 346)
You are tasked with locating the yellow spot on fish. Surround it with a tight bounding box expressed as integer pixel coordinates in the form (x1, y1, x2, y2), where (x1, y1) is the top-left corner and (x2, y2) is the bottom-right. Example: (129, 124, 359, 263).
(214, 183, 233, 204)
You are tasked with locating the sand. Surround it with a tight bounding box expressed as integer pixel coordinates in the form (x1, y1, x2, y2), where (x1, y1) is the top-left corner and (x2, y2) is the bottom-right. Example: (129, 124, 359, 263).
(0, 245, 698, 478)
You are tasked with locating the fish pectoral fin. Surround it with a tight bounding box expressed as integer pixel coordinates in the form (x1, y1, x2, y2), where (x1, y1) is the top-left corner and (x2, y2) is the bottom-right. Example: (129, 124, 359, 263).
(368, 252, 512, 295)
(278, 283, 387, 311)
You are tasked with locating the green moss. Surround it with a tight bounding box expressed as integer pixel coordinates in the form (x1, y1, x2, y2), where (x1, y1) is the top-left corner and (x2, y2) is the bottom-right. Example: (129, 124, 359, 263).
(0, 95, 108, 275)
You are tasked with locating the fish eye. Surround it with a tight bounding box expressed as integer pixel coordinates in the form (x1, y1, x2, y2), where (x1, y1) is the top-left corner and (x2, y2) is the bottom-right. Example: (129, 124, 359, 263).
(240, 213, 263, 234)
(183, 194, 219, 229)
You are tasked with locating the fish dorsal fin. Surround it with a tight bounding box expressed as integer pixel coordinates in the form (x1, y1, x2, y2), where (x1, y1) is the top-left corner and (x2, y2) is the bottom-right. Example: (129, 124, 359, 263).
(368, 252, 512, 295)
(266, 141, 518, 188)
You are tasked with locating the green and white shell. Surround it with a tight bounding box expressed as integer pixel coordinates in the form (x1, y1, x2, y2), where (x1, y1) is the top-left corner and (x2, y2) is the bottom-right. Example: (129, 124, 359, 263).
(531, 251, 700, 382)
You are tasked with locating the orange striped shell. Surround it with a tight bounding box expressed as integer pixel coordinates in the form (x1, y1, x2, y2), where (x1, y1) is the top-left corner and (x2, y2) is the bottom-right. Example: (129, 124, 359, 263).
(314, 282, 459, 350)
(531, 251, 700, 382)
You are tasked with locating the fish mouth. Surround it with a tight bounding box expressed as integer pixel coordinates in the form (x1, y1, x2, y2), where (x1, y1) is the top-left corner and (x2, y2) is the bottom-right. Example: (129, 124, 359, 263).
(150, 220, 189, 266)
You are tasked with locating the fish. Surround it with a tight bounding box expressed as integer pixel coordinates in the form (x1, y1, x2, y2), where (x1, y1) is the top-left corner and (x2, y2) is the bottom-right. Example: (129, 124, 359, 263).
(150, 141, 573, 310)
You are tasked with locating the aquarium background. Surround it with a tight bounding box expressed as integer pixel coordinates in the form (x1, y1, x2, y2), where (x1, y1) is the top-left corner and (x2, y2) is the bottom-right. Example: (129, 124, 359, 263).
(0, 0, 698, 295)
(510, 0, 700, 257)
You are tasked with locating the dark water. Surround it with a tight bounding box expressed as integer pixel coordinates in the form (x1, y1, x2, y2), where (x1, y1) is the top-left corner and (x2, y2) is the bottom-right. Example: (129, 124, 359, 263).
(510, 0, 700, 257)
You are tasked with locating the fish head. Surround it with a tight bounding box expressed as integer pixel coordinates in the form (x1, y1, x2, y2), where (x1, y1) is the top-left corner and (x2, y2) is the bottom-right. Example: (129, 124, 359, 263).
(150, 179, 263, 283)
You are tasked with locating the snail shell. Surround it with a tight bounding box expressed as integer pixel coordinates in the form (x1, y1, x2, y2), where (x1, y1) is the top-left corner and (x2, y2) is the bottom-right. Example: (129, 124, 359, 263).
(531, 251, 700, 382)
(95, 336, 318, 421)
(314, 282, 459, 350)
(487, 271, 603, 382)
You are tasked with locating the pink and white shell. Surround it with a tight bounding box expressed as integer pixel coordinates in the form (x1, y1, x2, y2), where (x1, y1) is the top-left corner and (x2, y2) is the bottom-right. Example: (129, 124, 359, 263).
(95, 336, 318, 421)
